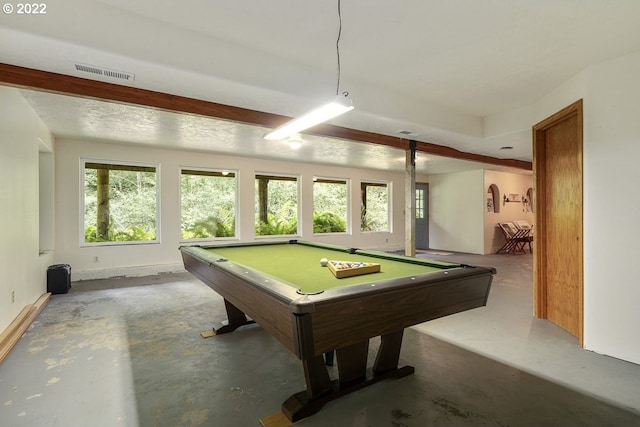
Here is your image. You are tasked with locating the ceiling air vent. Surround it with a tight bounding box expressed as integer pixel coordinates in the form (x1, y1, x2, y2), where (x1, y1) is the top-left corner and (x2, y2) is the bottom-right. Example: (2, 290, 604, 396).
(398, 130, 419, 138)
(73, 62, 135, 81)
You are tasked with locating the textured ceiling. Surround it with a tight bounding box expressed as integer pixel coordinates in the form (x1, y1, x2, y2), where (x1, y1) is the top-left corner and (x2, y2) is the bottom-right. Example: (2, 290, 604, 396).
(20, 89, 497, 175)
(3, 0, 640, 173)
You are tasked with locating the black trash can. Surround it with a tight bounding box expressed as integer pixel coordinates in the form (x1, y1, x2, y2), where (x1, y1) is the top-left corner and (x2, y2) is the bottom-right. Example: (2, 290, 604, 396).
(47, 264, 71, 294)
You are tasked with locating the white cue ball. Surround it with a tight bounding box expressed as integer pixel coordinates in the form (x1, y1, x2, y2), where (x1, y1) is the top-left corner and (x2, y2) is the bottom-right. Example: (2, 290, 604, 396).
(320, 258, 328, 267)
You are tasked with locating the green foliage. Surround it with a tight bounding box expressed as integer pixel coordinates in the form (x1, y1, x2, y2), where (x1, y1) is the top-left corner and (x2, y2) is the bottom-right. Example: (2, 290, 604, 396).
(313, 181, 347, 213)
(84, 167, 157, 243)
(255, 181, 299, 236)
(84, 165, 388, 241)
(85, 225, 155, 242)
(182, 215, 235, 239)
(255, 199, 298, 235)
(84, 225, 100, 242)
(255, 214, 297, 236)
(360, 208, 376, 232)
(181, 172, 236, 239)
(361, 184, 389, 231)
(313, 211, 346, 233)
(312, 181, 348, 234)
(112, 226, 156, 241)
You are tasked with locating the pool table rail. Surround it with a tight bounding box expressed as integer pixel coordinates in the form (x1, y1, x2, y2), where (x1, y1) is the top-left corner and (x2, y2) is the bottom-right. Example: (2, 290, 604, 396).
(181, 247, 300, 352)
(303, 270, 493, 357)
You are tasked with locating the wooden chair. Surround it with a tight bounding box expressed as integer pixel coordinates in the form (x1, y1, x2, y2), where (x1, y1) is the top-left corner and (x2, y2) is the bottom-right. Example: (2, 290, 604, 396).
(497, 222, 531, 254)
(514, 221, 534, 253)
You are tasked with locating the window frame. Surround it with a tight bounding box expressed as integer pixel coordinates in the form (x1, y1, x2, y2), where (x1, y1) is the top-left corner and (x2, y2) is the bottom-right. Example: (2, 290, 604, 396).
(360, 180, 391, 233)
(254, 172, 301, 238)
(179, 167, 239, 242)
(312, 176, 350, 235)
(80, 158, 160, 247)
(416, 187, 425, 219)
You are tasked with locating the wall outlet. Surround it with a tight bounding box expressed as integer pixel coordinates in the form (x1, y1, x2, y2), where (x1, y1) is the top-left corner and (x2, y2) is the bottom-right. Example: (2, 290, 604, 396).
(11, 290, 15, 303)
(94, 256, 99, 263)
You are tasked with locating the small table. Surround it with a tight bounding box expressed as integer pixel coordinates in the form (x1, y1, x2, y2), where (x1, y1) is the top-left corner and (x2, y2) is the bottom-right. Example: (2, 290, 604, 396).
(180, 240, 495, 422)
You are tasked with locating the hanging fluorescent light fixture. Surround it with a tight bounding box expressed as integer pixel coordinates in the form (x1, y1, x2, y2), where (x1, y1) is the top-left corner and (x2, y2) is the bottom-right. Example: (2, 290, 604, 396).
(264, 0, 353, 141)
(263, 93, 353, 140)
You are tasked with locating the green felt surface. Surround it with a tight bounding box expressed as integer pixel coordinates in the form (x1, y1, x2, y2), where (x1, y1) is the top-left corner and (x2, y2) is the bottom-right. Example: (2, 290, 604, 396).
(204, 243, 459, 294)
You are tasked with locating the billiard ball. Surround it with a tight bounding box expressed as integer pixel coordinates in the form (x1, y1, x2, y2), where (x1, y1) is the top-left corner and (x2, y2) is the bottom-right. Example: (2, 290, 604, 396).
(320, 258, 328, 267)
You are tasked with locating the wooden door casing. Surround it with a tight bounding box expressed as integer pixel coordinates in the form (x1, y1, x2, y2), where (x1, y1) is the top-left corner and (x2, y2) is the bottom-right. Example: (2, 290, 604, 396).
(533, 100, 584, 345)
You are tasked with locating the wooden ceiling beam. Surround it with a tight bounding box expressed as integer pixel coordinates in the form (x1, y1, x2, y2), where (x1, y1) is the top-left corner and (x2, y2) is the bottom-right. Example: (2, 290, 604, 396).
(0, 63, 531, 170)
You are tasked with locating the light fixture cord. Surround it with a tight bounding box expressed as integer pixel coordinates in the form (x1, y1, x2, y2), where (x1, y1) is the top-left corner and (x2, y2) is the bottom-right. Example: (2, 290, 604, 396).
(336, 0, 342, 96)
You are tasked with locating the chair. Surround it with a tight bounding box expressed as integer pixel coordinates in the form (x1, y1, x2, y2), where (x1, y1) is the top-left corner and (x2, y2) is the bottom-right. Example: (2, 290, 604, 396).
(513, 221, 534, 253)
(497, 222, 531, 254)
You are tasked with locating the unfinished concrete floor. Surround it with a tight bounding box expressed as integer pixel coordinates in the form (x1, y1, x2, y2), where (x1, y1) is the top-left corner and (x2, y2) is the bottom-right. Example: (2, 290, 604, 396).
(1, 252, 640, 426)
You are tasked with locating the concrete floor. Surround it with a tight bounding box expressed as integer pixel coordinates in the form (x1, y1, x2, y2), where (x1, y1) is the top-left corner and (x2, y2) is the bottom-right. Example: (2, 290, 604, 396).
(1, 252, 640, 426)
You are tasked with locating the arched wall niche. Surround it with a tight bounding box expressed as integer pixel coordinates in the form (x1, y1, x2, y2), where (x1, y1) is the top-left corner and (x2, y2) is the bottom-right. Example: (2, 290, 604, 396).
(526, 187, 534, 213)
(487, 184, 500, 213)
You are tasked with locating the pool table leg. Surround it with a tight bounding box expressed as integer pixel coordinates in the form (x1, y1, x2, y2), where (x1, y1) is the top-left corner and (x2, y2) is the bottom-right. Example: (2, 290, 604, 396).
(373, 330, 405, 375)
(281, 354, 332, 421)
(281, 334, 415, 422)
(336, 340, 369, 384)
(303, 355, 332, 399)
(214, 299, 255, 335)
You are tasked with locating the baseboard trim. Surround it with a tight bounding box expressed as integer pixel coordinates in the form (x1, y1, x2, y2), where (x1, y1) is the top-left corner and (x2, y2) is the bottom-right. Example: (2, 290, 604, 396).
(0, 293, 51, 364)
(73, 263, 185, 281)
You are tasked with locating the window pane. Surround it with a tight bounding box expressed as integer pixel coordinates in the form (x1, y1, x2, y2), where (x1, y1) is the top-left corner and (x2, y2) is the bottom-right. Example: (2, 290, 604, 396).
(361, 182, 389, 232)
(255, 175, 298, 236)
(416, 188, 424, 219)
(181, 169, 236, 239)
(84, 162, 157, 243)
(313, 179, 348, 233)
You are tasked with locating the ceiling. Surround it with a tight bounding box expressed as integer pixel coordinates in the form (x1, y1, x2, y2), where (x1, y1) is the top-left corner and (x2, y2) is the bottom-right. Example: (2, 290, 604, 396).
(2, 0, 640, 174)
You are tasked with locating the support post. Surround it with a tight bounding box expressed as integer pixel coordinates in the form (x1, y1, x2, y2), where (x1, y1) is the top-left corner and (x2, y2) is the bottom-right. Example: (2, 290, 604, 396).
(405, 140, 416, 257)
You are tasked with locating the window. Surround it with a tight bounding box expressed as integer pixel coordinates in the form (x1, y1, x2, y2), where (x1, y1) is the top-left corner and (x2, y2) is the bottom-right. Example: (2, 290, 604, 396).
(415, 187, 425, 219)
(181, 169, 237, 240)
(83, 160, 158, 244)
(255, 174, 299, 236)
(313, 178, 348, 234)
(360, 181, 389, 232)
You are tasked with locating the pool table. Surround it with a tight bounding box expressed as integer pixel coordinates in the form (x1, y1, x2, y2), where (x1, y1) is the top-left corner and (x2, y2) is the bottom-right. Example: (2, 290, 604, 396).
(180, 240, 495, 422)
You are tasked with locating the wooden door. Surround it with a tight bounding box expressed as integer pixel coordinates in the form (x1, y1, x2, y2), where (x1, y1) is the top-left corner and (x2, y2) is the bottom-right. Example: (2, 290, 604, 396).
(415, 183, 429, 249)
(533, 100, 584, 344)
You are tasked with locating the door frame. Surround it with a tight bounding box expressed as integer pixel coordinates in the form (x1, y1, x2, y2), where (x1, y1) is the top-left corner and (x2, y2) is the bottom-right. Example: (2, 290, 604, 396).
(415, 182, 429, 249)
(532, 99, 584, 345)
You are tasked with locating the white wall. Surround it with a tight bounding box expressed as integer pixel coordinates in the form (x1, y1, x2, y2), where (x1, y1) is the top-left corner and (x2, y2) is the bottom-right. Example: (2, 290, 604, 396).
(483, 170, 534, 254)
(427, 170, 485, 254)
(581, 50, 640, 365)
(0, 87, 54, 331)
(54, 139, 407, 280)
(486, 49, 640, 364)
